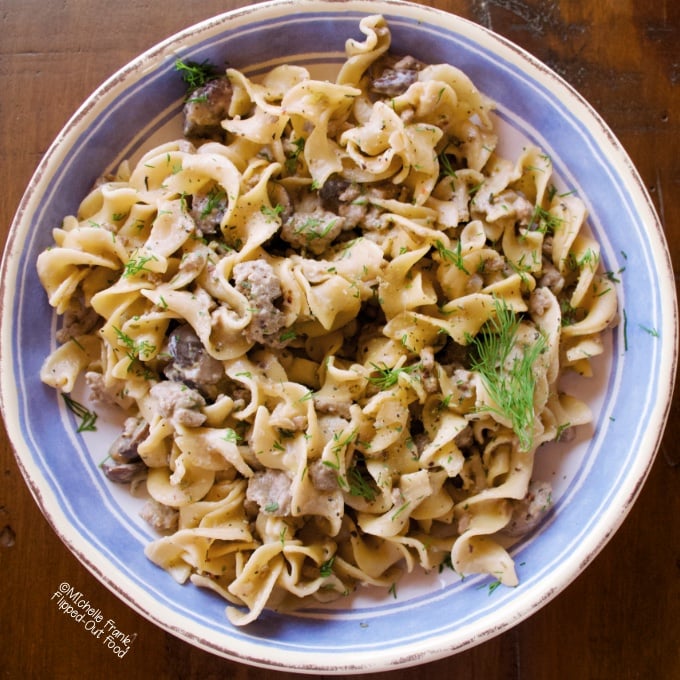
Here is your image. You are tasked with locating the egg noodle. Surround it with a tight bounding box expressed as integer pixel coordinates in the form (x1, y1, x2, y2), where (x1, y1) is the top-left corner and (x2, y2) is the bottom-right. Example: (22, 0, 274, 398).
(37, 15, 617, 625)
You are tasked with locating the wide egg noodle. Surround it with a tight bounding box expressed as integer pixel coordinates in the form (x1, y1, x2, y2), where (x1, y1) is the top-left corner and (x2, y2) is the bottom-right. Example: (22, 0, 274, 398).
(36, 14, 618, 624)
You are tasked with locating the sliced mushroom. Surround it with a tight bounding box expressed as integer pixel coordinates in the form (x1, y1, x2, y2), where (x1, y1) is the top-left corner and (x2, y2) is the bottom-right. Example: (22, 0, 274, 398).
(164, 324, 224, 391)
(101, 460, 147, 484)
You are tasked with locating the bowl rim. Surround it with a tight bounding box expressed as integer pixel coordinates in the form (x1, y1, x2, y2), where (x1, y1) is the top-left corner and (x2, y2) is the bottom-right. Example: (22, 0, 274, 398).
(1, 0, 677, 673)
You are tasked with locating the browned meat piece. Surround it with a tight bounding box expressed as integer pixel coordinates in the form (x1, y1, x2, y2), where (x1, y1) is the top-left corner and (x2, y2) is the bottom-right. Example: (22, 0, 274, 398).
(183, 77, 233, 139)
(190, 185, 228, 235)
(245, 470, 293, 516)
(501, 480, 553, 537)
(318, 176, 399, 231)
(529, 287, 554, 317)
(139, 499, 179, 532)
(85, 371, 111, 405)
(232, 259, 288, 347)
(450, 368, 475, 401)
(538, 260, 565, 294)
(149, 380, 207, 427)
(312, 395, 352, 419)
(420, 346, 440, 394)
(281, 208, 345, 255)
(56, 299, 100, 343)
(308, 459, 339, 492)
(268, 182, 294, 222)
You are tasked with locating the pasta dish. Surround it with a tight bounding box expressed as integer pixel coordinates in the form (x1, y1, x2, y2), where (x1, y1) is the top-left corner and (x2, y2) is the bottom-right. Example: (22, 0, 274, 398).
(37, 15, 617, 625)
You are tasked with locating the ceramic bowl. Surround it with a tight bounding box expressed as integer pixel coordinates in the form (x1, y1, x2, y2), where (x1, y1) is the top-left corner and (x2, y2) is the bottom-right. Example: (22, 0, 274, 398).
(1, 0, 676, 673)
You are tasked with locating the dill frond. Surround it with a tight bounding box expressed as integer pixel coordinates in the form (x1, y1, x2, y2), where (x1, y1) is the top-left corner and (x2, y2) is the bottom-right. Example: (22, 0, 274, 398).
(469, 298, 546, 451)
(174, 58, 219, 92)
(367, 362, 420, 390)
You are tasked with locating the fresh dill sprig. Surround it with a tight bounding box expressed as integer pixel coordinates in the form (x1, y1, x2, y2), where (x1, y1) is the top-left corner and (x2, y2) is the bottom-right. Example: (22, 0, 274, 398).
(528, 204, 563, 234)
(477, 579, 502, 595)
(201, 187, 227, 217)
(468, 298, 546, 451)
(434, 239, 469, 274)
(437, 150, 458, 178)
(62, 394, 98, 433)
(123, 252, 158, 278)
(113, 326, 157, 368)
(285, 137, 306, 174)
(639, 324, 659, 337)
(367, 362, 420, 390)
(222, 428, 242, 443)
(174, 58, 219, 93)
(346, 460, 377, 501)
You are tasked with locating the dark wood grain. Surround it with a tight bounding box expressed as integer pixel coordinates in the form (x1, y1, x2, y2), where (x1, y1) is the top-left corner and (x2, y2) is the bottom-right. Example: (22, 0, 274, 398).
(1, 1, 678, 678)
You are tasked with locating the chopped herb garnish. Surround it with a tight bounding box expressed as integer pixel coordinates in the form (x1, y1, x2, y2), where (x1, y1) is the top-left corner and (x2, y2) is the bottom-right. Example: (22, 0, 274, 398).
(346, 460, 376, 501)
(438, 554, 455, 573)
(437, 394, 453, 411)
(468, 182, 483, 197)
(391, 500, 411, 521)
(639, 324, 659, 337)
(62, 394, 98, 432)
(123, 252, 158, 277)
(174, 58, 220, 94)
(367, 362, 420, 390)
(528, 205, 563, 234)
(560, 298, 578, 327)
(279, 329, 297, 342)
(261, 204, 283, 221)
(604, 268, 624, 283)
(319, 556, 335, 577)
(201, 187, 227, 217)
(434, 239, 469, 274)
(222, 428, 242, 443)
(113, 326, 156, 367)
(485, 579, 502, 595)
(331, 429, 357, 455)
(437, 150, 458, 178)
(568, 248, 599, 271)
(555, 421, 572, 441)
(294, 217, 337, 242)
(285, 137, 305, 174)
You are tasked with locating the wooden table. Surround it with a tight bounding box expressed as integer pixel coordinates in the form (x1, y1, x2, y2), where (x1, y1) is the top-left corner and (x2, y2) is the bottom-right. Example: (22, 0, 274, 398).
(1, 1, 678, 677)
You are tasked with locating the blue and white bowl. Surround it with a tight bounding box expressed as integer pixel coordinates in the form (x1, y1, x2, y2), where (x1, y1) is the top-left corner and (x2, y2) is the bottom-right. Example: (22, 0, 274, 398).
(1, 0, 676, 673)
